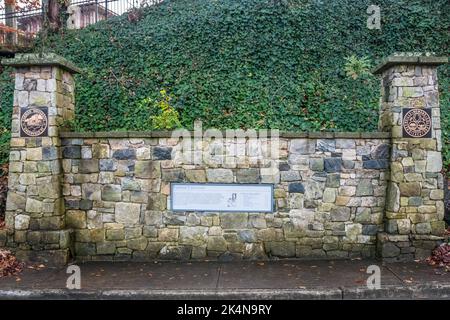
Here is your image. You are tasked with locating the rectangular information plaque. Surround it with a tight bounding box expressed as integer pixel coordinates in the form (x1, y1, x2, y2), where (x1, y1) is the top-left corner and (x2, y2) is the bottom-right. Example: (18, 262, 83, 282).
(171, 183, 274, 213)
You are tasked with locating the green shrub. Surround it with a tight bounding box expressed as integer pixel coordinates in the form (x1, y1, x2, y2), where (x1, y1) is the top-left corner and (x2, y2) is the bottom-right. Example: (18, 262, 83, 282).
(149, 89, 182, 130)
(344, 55, 372, 80)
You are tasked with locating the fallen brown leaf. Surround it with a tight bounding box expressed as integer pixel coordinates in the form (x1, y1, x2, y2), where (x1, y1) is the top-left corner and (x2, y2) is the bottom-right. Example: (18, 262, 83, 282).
(0, 249, 24, 278)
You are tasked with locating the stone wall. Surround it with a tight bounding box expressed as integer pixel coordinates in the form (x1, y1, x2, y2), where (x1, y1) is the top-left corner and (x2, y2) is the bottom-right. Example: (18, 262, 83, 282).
(2, 52, 447, 265)
(56, 132, 390, 261)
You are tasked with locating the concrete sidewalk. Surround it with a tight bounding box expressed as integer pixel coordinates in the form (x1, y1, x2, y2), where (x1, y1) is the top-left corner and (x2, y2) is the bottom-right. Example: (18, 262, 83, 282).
(0, 259, 449, 299)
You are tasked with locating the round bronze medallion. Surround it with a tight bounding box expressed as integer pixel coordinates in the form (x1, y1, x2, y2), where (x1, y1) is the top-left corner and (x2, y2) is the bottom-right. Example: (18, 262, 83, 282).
(403, 109, 431, 138)
(20, 108, 48, 137)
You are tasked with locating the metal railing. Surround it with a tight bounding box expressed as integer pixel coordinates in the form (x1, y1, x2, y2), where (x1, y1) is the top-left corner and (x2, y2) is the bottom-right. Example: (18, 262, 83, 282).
(0, 23, 35, 50)
(0, 0, 164, 33)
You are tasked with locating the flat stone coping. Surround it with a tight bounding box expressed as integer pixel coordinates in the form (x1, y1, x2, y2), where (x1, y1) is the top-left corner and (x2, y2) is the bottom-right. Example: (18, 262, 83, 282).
(2, 52, 82, 74)
(60, 131, 392, 139)
(373, 53, 448, 74)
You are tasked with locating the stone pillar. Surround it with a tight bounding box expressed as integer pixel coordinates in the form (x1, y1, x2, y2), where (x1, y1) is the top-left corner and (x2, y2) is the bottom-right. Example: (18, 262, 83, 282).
(2, 53, 80, 265)
(373, 53, 448, 262)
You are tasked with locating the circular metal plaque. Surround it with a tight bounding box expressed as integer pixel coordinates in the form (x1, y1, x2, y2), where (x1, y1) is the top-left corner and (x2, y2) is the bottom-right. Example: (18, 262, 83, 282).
(402, 109, 432, 138)
(20, 108, 48, 137)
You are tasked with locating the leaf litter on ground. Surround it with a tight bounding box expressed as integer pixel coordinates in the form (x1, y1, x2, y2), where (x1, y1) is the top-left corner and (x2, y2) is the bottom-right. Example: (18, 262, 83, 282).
(0, 249, 24, 278)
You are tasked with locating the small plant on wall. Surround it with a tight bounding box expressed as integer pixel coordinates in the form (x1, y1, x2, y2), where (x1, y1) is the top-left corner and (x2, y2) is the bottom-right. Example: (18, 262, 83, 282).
(139, 89, 181, 130)
(344, 55, 372, 80)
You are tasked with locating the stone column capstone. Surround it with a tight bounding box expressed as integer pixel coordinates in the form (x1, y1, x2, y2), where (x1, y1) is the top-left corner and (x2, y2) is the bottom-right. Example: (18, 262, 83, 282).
(373, 53, 448, 262)
(2, 53, 81, 265)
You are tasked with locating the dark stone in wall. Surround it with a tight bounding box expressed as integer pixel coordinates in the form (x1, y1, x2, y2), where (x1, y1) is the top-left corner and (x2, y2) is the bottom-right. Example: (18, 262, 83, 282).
(63, 146, 81, 159)
(153, 146, 172, 160)
(363, 159, 388, 169)
(324, 157, 342, 172)
(79, 200, 93, 210)
(288, 183, 305, 193)
(23, 79, 37, 91)
(279, 162, 290, 171)
(162, 169, 185, 182)
(113, 149, 136, 160)
(331, 152, 342, 157)
(371, 143, 390, 159)
(42, 147, 58, 160)
(362, 225, 378, 236)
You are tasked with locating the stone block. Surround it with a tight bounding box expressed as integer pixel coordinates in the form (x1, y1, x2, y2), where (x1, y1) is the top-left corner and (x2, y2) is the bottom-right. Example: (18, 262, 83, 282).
(147, 193, 166, 210)
(113, 149, 136, 160)
(75, 242, 96, 256)
(309, 158, 324, 171)
(336, 139, 355, 149)
(63, 146, 81, 159)
(96, 242, 116, 255)
(237, 230, 256, 242)
(6, 192, 26, 211)
(121, 178, 141, 191)
(426, 151, 442, 172)
(106, 229, 124, 241)
(415, 222, 431, 234)
(144, 210, 163, 226)
(185, 170, 207, 182)
(26, 148, 42, 161)
(82, 183, 102, 200)
(356, 180, 374, 196)
(179, 226, 208, 246)
(25, 198, 42, 213)
(66, 210, 87, 229)
(381, 242, 401, 258)
(99, 159, 116, 171)
(316, 140, 335, 152)
(79, 160, 99, 173)
(92, 144, 110, 158)
(324, 158, 342, 173)
(162, 169, 185, 182)
(256, 228, 284, 241)
(288, 183, 305, 193)
(236, 168, 260, 183)
(153, 146, 172, 160)
(290, 139, 315, 154)
(221, 213, 248, 229)
(127, 237, 148, 251)
(206, 169, 233, 183)
(325, 174, 340, 188)
(267, 241, 296, 257)
(101, 185, 122, 202)
(158, 228, 179, 242)
(207, 236, 228, 251)
(330, 207, 351, 222)
(15, 214, 30, 230)
(115, 202, 141, 225)
(363, 160, 388, 169)
(280, 170, 301, 182)
(322, 188, 336, 203)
